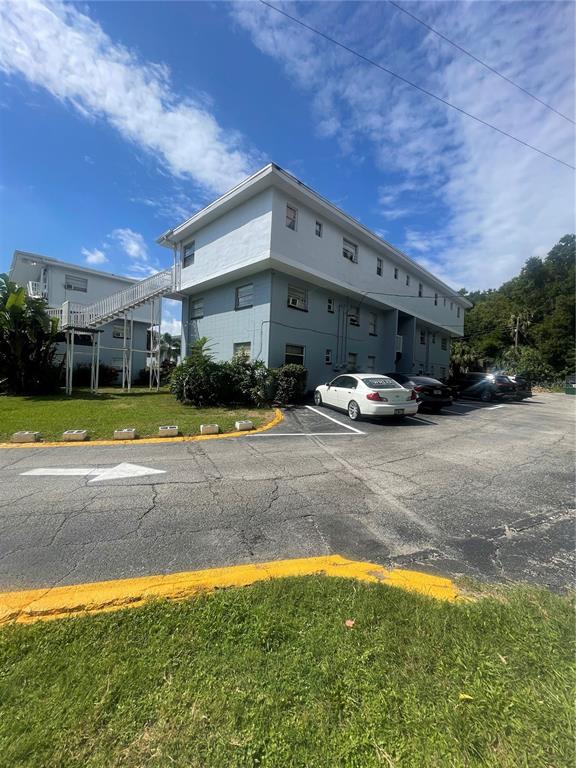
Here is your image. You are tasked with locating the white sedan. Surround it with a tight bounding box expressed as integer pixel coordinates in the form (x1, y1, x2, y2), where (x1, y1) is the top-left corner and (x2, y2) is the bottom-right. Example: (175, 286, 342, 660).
(314, 373, 418, 421)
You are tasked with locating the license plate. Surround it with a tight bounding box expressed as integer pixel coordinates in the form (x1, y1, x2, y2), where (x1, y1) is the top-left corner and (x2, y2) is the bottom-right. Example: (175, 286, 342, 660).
(434, 389, 441, 395)
(394, 408, 404, 415)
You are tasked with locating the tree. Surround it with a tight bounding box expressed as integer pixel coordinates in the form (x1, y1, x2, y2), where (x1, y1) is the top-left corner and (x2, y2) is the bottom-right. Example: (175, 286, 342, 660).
(0, 273, 60, 394)
(160, 332, 181, 363)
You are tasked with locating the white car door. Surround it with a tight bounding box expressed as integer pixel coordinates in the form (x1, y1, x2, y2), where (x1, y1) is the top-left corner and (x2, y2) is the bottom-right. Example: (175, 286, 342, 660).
(337, 376, 359, 410)
(325, 376, 347, 408)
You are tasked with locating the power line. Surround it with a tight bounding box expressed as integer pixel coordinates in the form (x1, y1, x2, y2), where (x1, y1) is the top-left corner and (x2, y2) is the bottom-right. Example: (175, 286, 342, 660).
(387, 0, 574, 125)
(258, 0, 575, 171)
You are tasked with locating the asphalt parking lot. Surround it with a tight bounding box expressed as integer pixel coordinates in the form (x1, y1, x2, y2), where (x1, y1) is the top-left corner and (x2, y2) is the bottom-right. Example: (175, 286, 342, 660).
(0, 393, 574, 592)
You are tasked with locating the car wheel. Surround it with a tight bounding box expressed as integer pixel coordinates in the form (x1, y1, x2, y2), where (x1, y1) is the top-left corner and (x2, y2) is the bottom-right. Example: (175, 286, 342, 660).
(348, 400, 361, 421)
(314, 391, 322, 406)
(480, 389, 493, 402)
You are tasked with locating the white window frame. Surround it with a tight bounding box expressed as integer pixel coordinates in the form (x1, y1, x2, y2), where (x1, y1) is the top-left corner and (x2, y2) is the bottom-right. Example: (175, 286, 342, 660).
(287, 284, 308, 311)
(285, 344, 304, 366)
(327, 297, 335, 313)
(315, 220, 323, 237)
(190, 298, 204, 319)
(64, 274, 87, 292)
(286, 204, 298, 231)
(183, 241, 195, 268)
(112, 323, 131, 339)
(368, 312, 377, 336)
(376, 257, 383, 276)
(348, 305, 360, 327)
(325, 348, 332, 365)
(233, 342, 251, 359)
(343, 238, 358, 263)
(235, 283, 254, 310)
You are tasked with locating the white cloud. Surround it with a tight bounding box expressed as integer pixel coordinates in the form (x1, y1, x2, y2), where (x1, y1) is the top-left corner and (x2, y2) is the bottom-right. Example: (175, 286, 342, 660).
(108, 228, 162, 278)
(81, 247, 108, 265)
(0, 0, 258, 195)
(232, 1, 575, 289)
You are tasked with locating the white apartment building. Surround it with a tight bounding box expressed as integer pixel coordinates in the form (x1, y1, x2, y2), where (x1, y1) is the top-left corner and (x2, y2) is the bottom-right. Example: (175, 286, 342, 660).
(159, 163, 471, 388)
(9, 251, 162, 383)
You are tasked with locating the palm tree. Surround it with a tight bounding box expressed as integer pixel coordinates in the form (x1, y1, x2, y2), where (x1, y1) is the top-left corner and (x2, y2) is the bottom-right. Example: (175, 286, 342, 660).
(160, 332, 181, 362)
(0, 273, 60, 394)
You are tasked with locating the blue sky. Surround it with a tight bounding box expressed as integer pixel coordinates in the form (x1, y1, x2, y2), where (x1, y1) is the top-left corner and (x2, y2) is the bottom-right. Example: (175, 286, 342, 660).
(1, 1, 574, 334)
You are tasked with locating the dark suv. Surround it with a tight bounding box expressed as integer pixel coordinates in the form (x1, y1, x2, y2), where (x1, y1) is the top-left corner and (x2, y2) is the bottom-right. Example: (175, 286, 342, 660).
(385, 373, 452, 412)
(450, 372, 516, 402)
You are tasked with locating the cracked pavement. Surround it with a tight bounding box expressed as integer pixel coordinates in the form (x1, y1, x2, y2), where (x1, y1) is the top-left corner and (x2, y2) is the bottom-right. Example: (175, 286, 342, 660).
(0, 393, 574, 591)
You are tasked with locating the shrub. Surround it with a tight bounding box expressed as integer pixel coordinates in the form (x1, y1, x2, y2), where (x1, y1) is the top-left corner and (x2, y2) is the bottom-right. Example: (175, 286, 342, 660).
(170, 337, 225, 406)
(274, 364, 307, 404)
(222, 354, 275, 407)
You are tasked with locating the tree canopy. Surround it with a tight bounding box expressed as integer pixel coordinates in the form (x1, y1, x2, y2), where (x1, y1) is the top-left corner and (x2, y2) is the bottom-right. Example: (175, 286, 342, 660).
(452, 235, 575, 383)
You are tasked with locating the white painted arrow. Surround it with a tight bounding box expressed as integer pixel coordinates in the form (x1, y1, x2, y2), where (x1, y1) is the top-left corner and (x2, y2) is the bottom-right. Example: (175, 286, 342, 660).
(21, 462, 166, 483)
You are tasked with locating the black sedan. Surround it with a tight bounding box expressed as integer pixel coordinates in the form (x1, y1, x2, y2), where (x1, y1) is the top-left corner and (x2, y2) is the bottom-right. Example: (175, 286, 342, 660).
(385, 373, 453, 412)
(449, 372, 516, 402)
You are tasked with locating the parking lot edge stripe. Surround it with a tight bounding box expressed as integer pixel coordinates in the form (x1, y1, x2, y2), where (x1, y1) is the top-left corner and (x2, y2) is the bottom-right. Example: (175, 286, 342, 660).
(0, 408, 284, 449)
(0, 555, 459, 625)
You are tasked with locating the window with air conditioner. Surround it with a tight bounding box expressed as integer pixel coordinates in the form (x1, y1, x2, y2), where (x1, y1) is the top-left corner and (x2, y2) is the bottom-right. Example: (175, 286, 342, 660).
(233, 342, 251, 359)
(342, 238, 358, 263)
(287, 284, 308, 311)
(285, 344, 304, 365)
(235, 284, 253, 310)
(348, 306, 360, 326)
(190, 299, 204, 319)
(64, 274, 87, 292)
(183, 241, 195, 268)
(286, 204, 297, 230)
(368, 312, 377, 335)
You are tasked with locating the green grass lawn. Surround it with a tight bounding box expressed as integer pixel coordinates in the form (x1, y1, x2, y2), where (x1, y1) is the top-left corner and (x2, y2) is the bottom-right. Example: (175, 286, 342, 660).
(0, 389, 275, 441)
(0, 577, 573, 768)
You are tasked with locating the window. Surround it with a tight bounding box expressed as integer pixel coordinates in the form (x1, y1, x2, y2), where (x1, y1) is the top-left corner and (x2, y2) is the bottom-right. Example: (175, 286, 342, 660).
(434, 293, 438, 306)
(347, 352, 358, 371)
(443, 297, 447, 307)
(287, 284, 308, 311)
(235, 283, 253, 310)
(348, 306, 360, 326)
(190, 298, 204, 319)
(325, 348, 332, 365)
(315, 220, 323, 237)
(64, 274, 87, 292)
(376, 257, 383, 276)
(368, 312, 377, 335)
(418, 282, 423, 298)
(450, 301, 454, 311)
(233, 342, 251, 359)
(394, 267, 399, 280)
(367, 355, 376, 373)
(457, 306, 461, 318)
(441, 337, 448, 351)
(406, 274, 410, 286)
(343, 238, 358, 263)
(286, 204, 297, 230)
(285, 344, 304, 365)
(420, 330, 426, 345)
(432, 333, 436, 344)
(183, 241, 195, 268)
(327, 297, 335, 313)
(112, 323, 131, 339)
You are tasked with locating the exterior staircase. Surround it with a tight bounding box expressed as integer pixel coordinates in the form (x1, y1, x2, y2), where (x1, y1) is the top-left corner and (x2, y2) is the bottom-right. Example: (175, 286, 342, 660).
(45, 265, 180, 329)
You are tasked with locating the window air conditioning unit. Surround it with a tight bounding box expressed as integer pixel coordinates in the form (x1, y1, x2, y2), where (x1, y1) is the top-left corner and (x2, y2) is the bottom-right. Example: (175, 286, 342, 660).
(288, 297, 305, 309)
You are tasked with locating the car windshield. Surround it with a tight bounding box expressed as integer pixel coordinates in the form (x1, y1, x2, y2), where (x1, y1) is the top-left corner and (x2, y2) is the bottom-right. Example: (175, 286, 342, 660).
(363, 377, 401, 389)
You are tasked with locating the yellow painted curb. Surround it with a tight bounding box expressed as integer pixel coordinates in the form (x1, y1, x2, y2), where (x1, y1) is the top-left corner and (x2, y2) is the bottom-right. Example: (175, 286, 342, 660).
(0, 408, 283, 449)
(0, 555, 459, 625)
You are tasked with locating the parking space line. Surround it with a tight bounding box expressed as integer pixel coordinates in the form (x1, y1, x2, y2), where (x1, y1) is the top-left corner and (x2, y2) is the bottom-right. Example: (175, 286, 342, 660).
(304, 405, 365, 434)
(247, 432, 363, 437)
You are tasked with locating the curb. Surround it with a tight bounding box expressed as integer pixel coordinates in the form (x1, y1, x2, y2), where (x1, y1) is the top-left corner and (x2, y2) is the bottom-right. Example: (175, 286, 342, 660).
(0, 555, 459, 625)
(0, 408, 284, 449)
